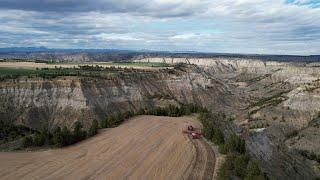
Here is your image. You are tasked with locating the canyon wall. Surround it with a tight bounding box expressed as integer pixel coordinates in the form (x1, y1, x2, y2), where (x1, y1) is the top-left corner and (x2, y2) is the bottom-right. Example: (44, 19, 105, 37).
(0, 69, 234, 130)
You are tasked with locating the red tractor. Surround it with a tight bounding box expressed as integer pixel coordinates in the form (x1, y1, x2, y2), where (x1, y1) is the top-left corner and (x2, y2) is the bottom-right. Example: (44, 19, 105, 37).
(182, 125, 202, 139)
(187, 125, 194, 131)
(191, 132, 202, 139)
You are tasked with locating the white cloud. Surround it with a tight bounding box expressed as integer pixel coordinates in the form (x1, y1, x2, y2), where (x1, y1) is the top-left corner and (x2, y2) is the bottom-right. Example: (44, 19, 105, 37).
(0, 0, 319, 54)
(95, 33, 142, 41)
(170, 33, 197, 40)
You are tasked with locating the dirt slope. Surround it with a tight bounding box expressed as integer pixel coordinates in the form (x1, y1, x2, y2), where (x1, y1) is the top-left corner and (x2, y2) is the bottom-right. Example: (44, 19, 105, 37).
(0, 116, 215, 180)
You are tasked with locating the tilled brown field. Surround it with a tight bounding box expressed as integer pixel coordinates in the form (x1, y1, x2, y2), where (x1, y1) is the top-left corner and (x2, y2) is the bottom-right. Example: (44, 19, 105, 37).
(0, 116, 215, 180)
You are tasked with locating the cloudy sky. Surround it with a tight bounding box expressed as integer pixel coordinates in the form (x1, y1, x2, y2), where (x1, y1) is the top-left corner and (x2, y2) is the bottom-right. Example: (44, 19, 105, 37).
(0, 0, 319, 55)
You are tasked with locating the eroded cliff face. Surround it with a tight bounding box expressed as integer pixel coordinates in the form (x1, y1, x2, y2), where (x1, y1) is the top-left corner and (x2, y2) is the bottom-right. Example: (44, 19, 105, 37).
(0, 67, 235, 130)
(136, 57, 320, 179)
(0, 78, 89, 129)
(136, 57, 320, 113)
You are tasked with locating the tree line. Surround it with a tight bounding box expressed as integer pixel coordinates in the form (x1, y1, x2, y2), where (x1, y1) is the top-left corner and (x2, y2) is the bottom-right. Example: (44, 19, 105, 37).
(22, 120, 99, 148)
(22, 104, 206, 148)
(198, 112, 268, 180)
(0, 121, 36, 144)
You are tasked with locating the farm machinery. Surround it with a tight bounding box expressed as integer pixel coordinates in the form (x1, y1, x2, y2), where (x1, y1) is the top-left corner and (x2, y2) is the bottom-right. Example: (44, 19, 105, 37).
(182, 125, 202, 139)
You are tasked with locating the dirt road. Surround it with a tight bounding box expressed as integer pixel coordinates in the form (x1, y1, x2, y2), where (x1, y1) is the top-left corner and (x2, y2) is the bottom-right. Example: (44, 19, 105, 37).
(186, 138, 215, 180)
(0, 116, 215, 180)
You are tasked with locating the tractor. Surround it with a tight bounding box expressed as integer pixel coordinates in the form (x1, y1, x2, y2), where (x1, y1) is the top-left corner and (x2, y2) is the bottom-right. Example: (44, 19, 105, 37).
(182, 125, 202, 139)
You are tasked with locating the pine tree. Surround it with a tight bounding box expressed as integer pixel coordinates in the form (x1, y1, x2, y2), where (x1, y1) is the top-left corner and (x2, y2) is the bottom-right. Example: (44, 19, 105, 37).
(88, 120, 99, 137)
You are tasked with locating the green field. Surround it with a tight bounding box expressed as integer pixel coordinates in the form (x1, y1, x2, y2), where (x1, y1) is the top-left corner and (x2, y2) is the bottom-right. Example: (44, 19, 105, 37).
(108, 61, 172, 67)
(42, 61, 172, 68)
(0, 60, 173, 80)
(0, 67, 84, 77)
(0, 66, 154, 80)
(0, 67, 37, 76)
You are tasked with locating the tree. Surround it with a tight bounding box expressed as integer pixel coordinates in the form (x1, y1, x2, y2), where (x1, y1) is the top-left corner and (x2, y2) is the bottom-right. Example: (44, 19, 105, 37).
(225, 133, 246, 154)
(74, 122, 82, 133)
(123, 111, 134, 119)
(33, 133, 46, 146)
(72, 122, 87, 143)
(184, 105, 192, 115)
(62, 126, 73, 145)
(218, 144, 228, 154)
(154, 107, 164, 116)
(33, 127, 48, 146)
(217, 155, 235, 180)
(100, 118, 107, 128)
(234, 154, 250, 178)
(136, 108, 145, 115)
(88, 120, 99, 137)
(106, 115, 115, 127)
(115, 112, 124, 124)
(213, 129, 225, 145)
(245, 160, 268, 180)
(22, 136, 33, 148)
(52, 127, 63, 147)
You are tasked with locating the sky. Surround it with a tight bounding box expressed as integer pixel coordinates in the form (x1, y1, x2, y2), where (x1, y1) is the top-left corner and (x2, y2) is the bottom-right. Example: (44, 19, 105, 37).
(0, 0, 319, 55)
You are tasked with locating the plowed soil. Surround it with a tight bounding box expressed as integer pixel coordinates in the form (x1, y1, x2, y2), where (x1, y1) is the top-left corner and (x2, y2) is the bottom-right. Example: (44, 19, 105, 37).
(0, 116, 215, 180)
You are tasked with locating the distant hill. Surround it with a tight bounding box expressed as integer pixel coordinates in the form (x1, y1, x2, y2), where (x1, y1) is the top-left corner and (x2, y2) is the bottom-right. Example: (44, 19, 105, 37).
(0, 47, 319, 62)
(0, 46, 50, 53)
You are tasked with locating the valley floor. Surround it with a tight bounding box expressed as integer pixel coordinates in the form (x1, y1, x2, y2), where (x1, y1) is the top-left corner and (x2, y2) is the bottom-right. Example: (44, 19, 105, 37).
(0, 115, 215, 180)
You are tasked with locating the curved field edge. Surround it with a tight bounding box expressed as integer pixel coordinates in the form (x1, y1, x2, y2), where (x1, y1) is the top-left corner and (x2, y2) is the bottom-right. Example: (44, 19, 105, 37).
(0, 115, 216, 180)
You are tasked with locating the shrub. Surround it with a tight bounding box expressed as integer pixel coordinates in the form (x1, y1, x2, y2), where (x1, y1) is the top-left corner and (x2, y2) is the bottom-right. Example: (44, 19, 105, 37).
(123, 111, 134, 119)
(234, 154, 250, 178)
(100, 118, 107, 129)
(285, 130, 299, 139)
(33, 128, 49, 146)
(136, 108, 145, 115)
(224, 133, 246, 154)
(22, 136, 34, 148)
(33, 133, 46, 146)
(218, 155, 267, 180)
(115, 112, 125, 125)
(217, 155, 235, 180)
(0, 121, 34, 144)
(106, 115, 116, 128)
(299, 150, 320, 163)
(52, 127, 63, 147)
(218, 144, 228, 154)
(212, 129, 225, 145)
(63, 126, 73, 146)
(72, 122, 87, 143)
(88, 120, 99, 137)
(245, 160, 265, 180)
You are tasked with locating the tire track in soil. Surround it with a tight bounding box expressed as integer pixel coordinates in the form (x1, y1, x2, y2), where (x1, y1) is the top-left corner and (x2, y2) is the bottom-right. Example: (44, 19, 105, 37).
(0, 116, 203, 180)
(187, 137, 215, 180)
